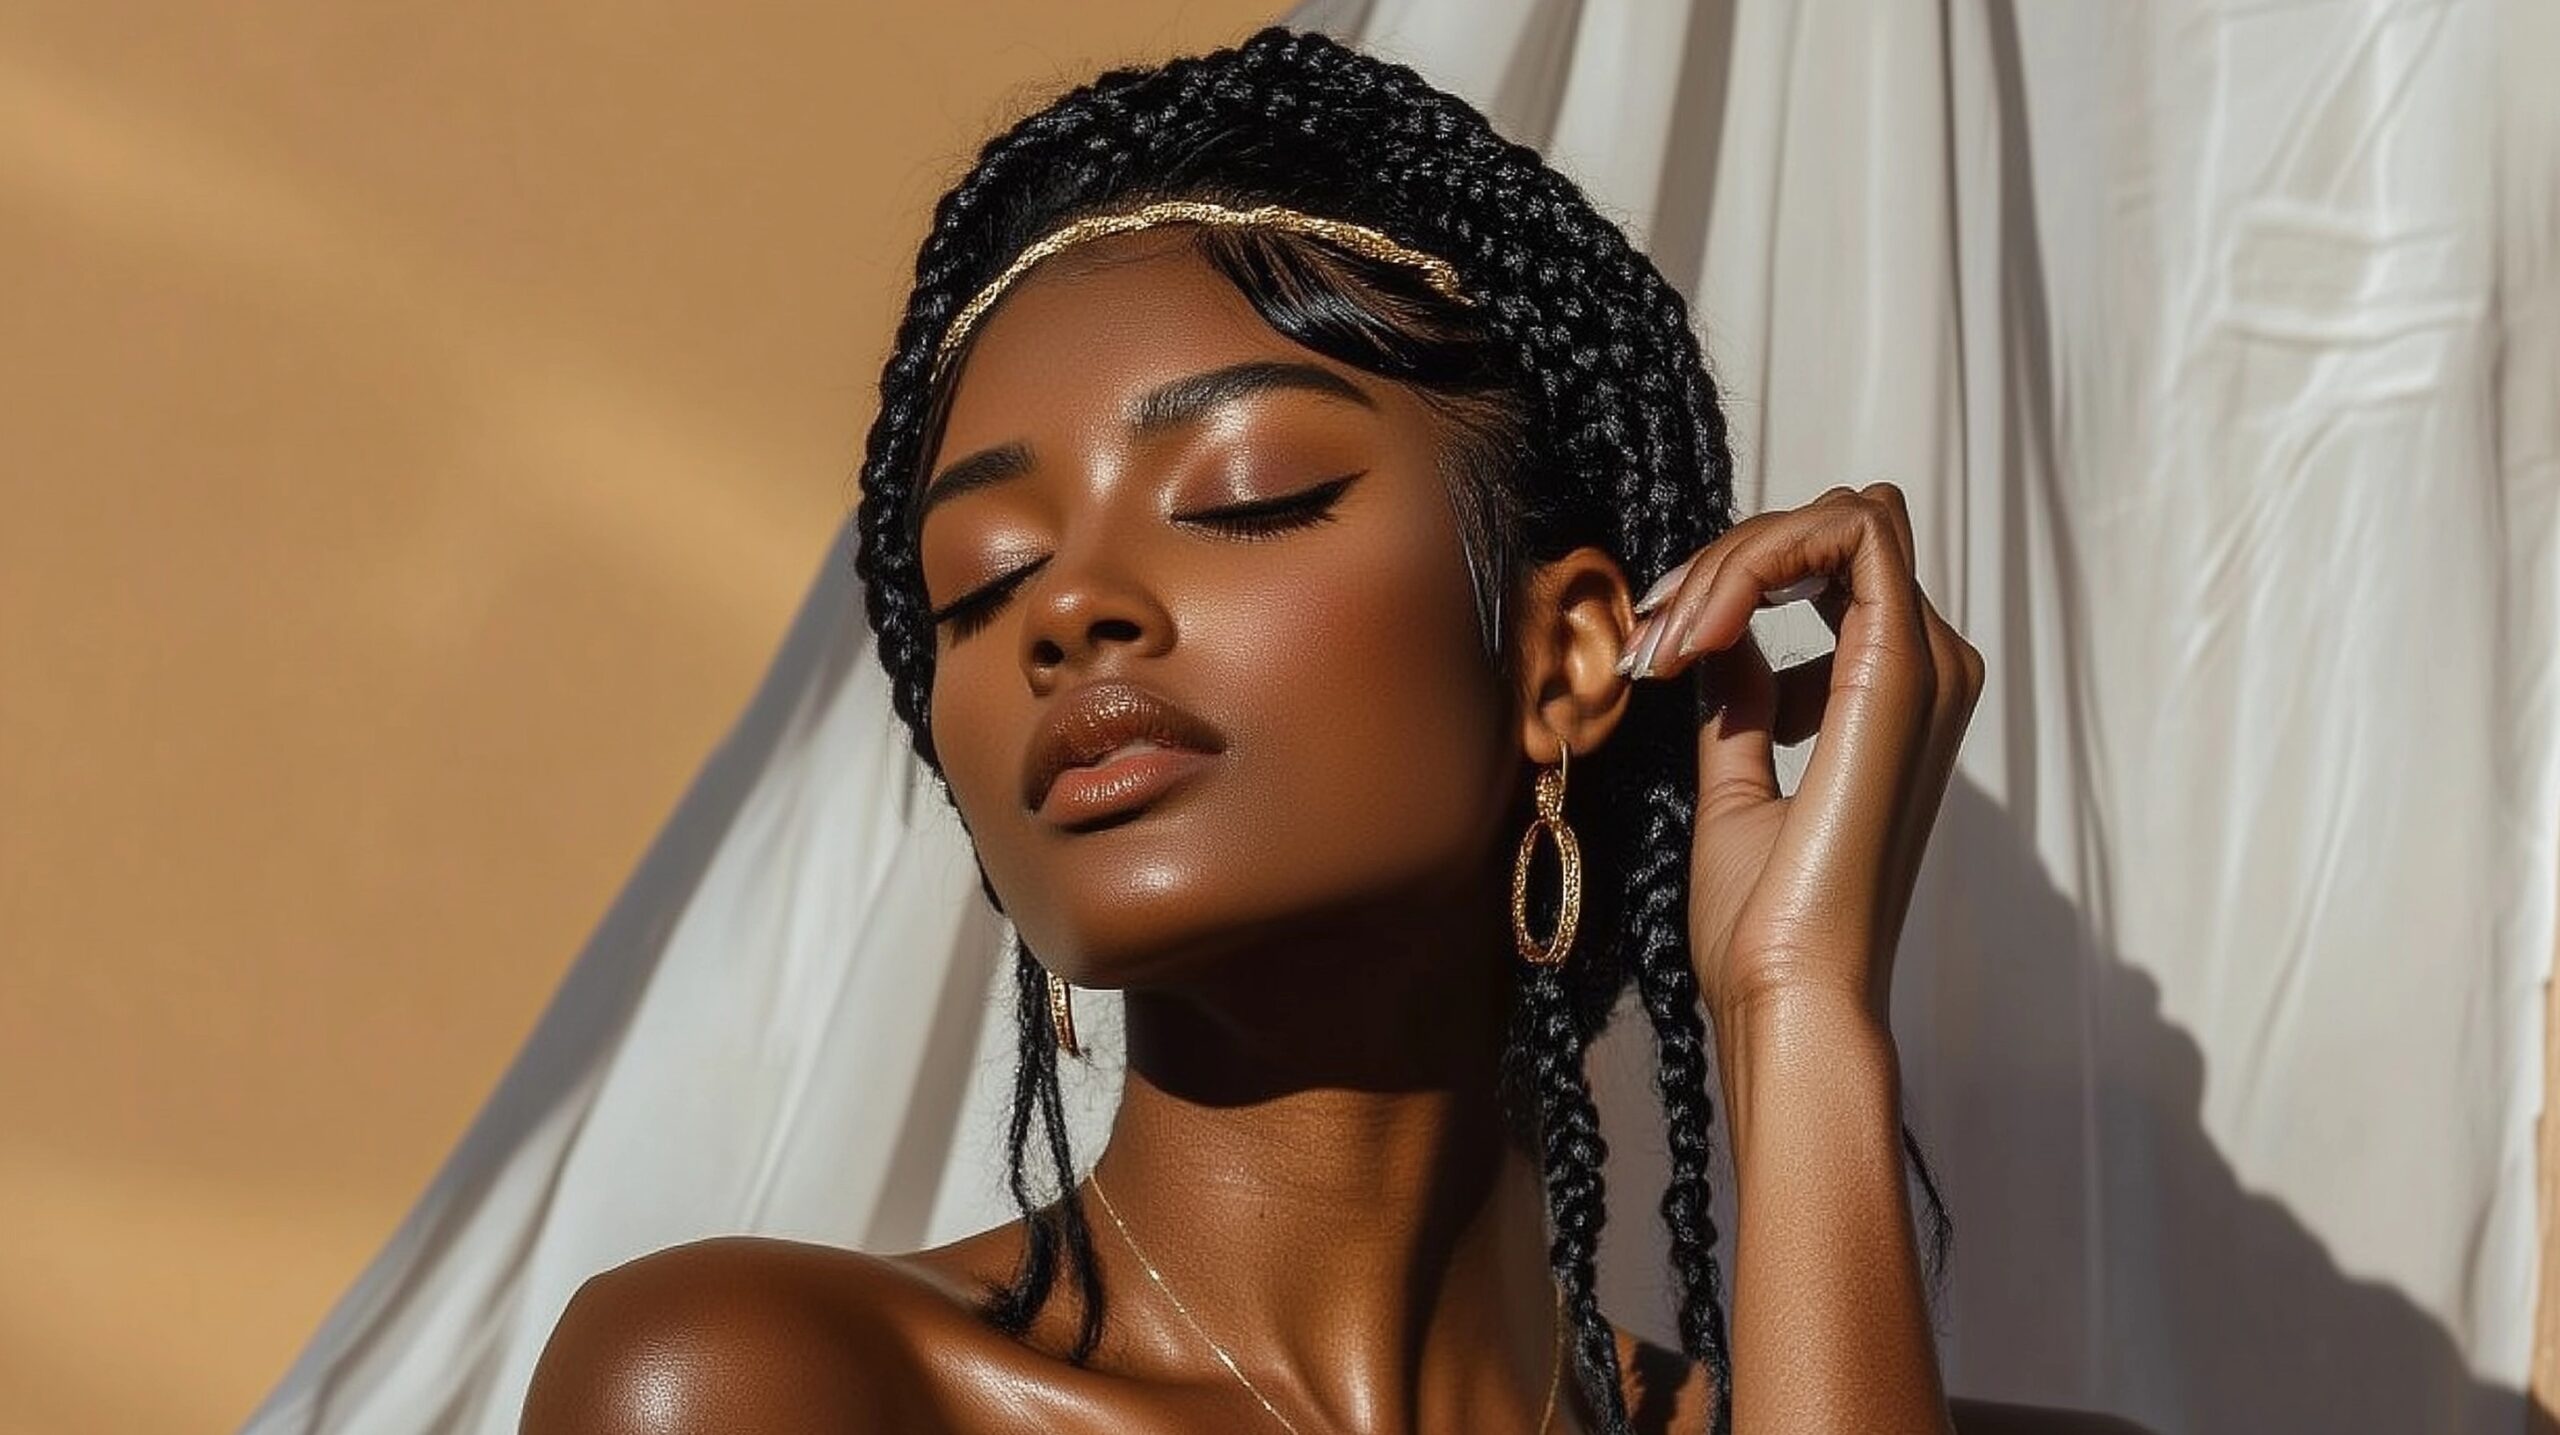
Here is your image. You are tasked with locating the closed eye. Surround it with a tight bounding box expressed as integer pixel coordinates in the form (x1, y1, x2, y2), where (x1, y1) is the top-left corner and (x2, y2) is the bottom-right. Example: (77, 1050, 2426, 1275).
(929, 472, 1364, 642)
(929, 557, 1045, 640)
(1176, 471, 1363, 538)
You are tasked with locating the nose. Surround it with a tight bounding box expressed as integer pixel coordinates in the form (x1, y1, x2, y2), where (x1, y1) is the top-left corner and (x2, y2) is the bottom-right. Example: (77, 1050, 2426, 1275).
(1017, 535, 1172, 687)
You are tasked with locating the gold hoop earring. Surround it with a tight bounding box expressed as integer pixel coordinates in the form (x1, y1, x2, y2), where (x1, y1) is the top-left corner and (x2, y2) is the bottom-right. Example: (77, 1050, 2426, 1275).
(1046, 969, 1084, 1058)
(1510, 741, 1583, 967)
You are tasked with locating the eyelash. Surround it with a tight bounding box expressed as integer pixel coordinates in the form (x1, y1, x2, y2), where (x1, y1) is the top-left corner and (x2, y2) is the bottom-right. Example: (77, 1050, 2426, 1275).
(929, 472, 1361, 640)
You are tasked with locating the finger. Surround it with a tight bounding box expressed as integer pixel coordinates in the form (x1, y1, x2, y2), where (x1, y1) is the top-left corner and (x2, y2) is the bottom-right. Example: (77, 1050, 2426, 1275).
(1639, 500, 1926, 689)
(1618, 499, 1846, 680)
(1696, 629, 1780, 815)
(1624, 566, 1834, 676)
(1619, 513, 1781, 676)
(1787, 484, 1912, 645)
(1861, 482, 1918, 573)
(1794, 484, 1910, 637)
(1877, 606, 1983, 938)
(1630, 526, 1831, 621)
(1684, 503, 1936, 907)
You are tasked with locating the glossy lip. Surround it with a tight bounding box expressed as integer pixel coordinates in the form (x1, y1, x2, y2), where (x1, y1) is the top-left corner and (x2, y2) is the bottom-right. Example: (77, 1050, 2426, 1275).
(1022, 679, 1229, 826)
(1038, 746, 1219, 829)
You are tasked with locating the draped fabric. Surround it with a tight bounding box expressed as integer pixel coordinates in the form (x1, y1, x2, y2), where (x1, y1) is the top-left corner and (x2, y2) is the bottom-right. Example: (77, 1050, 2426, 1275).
(246, 4, 2557, 1432)
(1303, 3, 2557, 1428)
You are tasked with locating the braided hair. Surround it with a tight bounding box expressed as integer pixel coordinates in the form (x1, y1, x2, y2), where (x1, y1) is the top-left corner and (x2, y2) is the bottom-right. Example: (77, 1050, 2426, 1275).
(852, 26, 1948, 1433)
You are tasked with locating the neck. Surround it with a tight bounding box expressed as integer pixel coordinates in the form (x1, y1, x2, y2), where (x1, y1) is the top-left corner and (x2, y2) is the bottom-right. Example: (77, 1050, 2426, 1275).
(1084, 890, 1572, 1433)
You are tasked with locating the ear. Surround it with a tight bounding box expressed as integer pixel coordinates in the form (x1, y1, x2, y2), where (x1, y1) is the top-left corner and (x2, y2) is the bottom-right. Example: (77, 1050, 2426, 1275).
(1511, 545, 1642, 766)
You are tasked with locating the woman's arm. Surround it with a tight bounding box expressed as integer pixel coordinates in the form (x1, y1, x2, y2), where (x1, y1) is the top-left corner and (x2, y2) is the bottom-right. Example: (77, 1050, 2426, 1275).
(1619, 481, 1985, 1432)
(1714, 989, 1951, 1432)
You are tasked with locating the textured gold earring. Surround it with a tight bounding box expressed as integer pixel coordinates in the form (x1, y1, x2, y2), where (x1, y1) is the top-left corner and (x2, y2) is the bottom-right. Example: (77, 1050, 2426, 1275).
(1510, 741, 1583, 967)
(1046, 969, 1084, 1058)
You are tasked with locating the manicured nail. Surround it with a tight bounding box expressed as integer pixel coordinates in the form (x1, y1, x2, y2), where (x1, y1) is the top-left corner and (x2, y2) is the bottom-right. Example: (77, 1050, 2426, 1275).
(1614, 620, 1649, 677)
(1634, 560, 1692, 616)
(1629, 616, 1672, 678)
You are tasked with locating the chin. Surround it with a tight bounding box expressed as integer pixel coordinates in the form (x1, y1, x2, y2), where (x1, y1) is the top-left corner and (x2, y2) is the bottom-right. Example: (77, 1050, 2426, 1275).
(1015, 851, 1473, 998)
(970, 760, 1491, 986)
(1004, 839, 1272, 986)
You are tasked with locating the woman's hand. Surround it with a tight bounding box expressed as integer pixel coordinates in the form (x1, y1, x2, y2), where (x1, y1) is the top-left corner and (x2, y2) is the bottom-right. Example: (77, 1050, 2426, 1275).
(1617, 482, 1982, 1031)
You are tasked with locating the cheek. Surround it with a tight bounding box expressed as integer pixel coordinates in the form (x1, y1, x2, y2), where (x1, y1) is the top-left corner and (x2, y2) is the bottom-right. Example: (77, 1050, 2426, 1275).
(912, 488, 1515, 977)
(926, 655, 1021, 851)
(1192, 508, 1512, 894)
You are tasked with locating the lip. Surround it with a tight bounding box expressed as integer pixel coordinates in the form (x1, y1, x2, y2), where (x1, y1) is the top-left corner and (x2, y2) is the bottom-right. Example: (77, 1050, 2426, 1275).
(1022, 679, 1229, 827)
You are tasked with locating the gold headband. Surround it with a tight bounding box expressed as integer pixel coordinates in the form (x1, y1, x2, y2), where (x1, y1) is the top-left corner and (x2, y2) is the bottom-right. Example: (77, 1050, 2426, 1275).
(934, 200, 1470, 370)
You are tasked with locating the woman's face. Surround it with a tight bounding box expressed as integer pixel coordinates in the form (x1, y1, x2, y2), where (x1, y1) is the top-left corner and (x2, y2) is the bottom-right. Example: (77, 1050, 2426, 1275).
(916, 232, 1521, 987)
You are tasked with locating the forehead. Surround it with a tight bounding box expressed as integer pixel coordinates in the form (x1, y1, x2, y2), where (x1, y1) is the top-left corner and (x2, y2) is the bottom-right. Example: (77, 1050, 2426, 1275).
(934, 231, 1362, 453)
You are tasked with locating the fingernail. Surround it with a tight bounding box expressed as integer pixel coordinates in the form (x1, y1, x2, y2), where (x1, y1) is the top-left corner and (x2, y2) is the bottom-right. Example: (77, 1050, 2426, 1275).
(1614, 623, 1647, 677)
(1633, 561, 1690, 616)
(1630, 617, 1671, 679)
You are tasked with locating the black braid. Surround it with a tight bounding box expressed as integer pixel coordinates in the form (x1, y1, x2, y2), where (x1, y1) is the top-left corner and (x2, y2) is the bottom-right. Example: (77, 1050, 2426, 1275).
(1625, 782, 1738, 1431)
(852, 24, 1953, 1428)
(1515, 960, 1634, 1434)
(973, 860, 1107, 1364)
(985, 940, 1107, 1363)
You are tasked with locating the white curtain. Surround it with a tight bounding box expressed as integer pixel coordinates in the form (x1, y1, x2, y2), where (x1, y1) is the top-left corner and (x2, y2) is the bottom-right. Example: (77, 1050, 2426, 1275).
(245, 4, 2558, 1433)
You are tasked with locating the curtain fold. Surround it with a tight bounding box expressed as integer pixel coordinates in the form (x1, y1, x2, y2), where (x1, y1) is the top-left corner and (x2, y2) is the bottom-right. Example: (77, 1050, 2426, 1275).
(1312, 2, 2555, 1429)
(245, 5, 2556, 1432)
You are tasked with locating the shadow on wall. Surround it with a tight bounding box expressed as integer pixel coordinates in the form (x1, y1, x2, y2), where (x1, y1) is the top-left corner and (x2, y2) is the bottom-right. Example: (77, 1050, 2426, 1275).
(1926, 7, 2532, 1426)
(1914, 777, 2530, 1435)
(1595, 774, 2533, 1434)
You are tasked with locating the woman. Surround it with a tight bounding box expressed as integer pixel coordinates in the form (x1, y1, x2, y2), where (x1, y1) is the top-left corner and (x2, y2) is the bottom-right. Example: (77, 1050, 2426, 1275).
(524, 26, 2144, 1435)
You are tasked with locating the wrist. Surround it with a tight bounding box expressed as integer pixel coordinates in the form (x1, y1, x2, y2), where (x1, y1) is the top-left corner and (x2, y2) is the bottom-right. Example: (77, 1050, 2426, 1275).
(1708, 967, 1895, 1053)
(1707, 979, 1903, 1169)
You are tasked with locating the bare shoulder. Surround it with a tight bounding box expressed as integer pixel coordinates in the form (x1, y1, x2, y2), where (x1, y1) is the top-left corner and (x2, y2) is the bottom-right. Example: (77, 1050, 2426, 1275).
(1608, 1327, 2154, 1435)
(520, 1234, 991, 1434)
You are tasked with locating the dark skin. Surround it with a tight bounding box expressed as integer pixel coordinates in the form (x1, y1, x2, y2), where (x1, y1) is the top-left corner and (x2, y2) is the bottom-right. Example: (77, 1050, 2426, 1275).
(523, 233, 2152, 1434)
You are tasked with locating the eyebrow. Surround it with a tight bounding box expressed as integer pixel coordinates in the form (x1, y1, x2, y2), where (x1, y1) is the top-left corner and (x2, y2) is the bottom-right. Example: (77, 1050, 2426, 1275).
(1127, 359, 1374, 437)
(911, 360, 1376, 536)
(910, 441, 1032, 539)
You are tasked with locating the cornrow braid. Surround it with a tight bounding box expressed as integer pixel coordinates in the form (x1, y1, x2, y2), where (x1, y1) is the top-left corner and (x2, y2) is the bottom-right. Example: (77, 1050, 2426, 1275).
(852, 24, 1951, 1430)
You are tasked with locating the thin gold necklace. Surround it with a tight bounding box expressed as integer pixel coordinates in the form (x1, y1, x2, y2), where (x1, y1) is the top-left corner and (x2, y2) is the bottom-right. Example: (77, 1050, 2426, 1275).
(1084, 1170, 1567, 1434)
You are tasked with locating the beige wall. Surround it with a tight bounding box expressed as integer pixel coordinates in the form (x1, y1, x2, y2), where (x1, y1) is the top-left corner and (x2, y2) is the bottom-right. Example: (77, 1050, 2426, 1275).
(0, 4, 1278, 1431)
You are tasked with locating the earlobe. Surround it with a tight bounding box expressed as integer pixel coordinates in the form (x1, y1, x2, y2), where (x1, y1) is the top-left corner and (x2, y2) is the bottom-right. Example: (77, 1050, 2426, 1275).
(1513, 545, 1639, 766)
